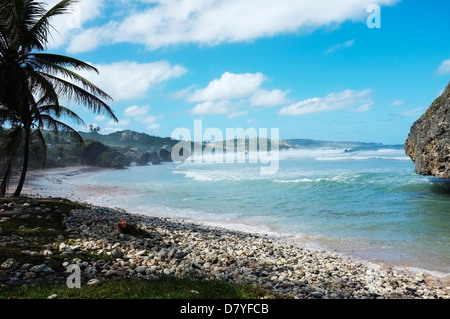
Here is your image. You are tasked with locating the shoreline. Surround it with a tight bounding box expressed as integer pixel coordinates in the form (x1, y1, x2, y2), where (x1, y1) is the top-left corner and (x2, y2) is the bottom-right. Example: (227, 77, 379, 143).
(1, 195, 448, 299)
(11, 165, 450, 296)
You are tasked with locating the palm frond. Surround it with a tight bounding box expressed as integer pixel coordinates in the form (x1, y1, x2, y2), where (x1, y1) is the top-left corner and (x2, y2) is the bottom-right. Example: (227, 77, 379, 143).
(39, 114, 84, 145)
(39, 104, 86, 127)
(38, 71, 118, 122)
(25, 0, 77, 51)
(32, 53, 99, 73)
(32, 59, 113, 103)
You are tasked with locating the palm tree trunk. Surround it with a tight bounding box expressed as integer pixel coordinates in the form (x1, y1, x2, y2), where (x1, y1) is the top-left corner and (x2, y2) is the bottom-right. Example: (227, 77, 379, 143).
(14, 127, 31, 197)
(0, 163, 12, 197)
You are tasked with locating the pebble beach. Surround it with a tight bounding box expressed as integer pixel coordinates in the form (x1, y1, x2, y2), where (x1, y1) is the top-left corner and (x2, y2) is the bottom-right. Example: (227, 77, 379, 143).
(1, 196, 449, 299)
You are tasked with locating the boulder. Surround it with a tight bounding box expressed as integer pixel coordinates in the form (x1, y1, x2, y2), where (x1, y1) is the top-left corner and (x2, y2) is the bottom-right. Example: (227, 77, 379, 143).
(95, 150, 130, 169)
(81, 141, 109, 166)
(159, 148, 172, 162)
(150, 151, 161, 165)
(405, 81, 450, 178)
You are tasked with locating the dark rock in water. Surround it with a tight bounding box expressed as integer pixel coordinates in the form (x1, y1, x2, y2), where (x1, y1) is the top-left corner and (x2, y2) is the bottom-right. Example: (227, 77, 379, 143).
(136, 152, 151, 166)
(159, 148, 172, 162)
(81, 141, 109, 166)
(150, 151, 161, 165)
(123, 149, 143, 163)
(404, 81, 450, 178)
(95, 150, 130, 169)
(81, 141, 130, 168)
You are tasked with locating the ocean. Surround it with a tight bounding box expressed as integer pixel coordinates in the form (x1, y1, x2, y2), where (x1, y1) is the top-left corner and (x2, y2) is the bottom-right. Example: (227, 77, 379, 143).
(35, 145, 450, 275)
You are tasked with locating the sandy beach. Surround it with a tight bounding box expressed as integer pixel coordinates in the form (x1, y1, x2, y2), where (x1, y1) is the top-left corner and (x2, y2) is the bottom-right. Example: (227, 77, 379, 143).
(2, 166, 445, 298)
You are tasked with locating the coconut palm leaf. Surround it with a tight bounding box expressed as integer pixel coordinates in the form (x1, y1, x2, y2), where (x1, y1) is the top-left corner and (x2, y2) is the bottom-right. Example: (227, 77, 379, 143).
(38, 71, 117, 121)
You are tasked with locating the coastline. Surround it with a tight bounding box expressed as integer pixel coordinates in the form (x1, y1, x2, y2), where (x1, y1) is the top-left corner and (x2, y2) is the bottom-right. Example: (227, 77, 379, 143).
(6, 165, 449, 298)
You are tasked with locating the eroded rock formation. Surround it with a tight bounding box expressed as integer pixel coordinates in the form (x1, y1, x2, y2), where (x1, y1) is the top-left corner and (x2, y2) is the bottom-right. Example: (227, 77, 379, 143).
(404, 81, 450, 178)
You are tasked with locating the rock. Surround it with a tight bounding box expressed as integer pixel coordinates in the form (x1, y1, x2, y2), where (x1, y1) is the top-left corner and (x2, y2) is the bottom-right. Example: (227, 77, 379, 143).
(206, 254, 219, 264)
(311, 292, 323, 299)
(159, 148, 172, 162)
(164, 269, 172, 275)
(87, 279, 100, 286)
(150, 151, 161, 165)
(96, 150, 130, 169)
(81, 141, 109, 166)
(405, 81, 450, 178)
(23, 272, 36, 280)
(111, 248, 124, 258)
(31, 264, 54, 274)
(21, 263, 32, 270)
(61, 249, 75, 256)
(104, 270, 123, 278)
(42, 250, 53, 256)
(136, 266, 147, 274)
(47, 294, 58, 299)
(1, 258, 18, 269)
(19, 214, 31, 219)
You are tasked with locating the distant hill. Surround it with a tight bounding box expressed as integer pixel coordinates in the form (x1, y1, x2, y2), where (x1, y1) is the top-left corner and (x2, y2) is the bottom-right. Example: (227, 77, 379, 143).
(78, 130, 179, 152)
(9, 128, 403, 169)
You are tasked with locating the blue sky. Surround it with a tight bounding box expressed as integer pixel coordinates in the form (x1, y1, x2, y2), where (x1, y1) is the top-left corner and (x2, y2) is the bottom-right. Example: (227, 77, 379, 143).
(45, 0, 450, 145)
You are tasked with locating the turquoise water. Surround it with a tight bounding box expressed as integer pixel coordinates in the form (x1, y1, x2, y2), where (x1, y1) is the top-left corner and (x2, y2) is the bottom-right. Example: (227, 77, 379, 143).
(76, 147, 450, 274)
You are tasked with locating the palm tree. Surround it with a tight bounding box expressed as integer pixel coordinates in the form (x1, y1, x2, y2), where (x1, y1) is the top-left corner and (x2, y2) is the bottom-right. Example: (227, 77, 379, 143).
(0, 0, 118, 196)
(0, 94, 87, 196)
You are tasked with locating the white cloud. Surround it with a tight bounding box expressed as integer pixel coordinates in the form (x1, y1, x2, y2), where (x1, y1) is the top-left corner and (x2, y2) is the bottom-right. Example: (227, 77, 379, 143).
(77, 61, 187, 102)
(94, 115, 106, 122)
(354, 103, 373, 112)
(436, 59, 450, 75)
(278, 89, 373, 116)
(190, 100, 234, 116)
(184, 72, 290, 117)
(188, 72, 265, 102)
(44, 0, 105, 50)
(124, 105, 150, 117)
(146, 123, 161, 131)
(399, 108, 423, 117)
(66, 0, 399, 52)
(250, 89, 291, 107)
(325, 39, 355, 54)
(390, 100, 405, 107)
(123, 104, 164, 132)
(107, 119, 130, 127)
(228, 110, 249, 119)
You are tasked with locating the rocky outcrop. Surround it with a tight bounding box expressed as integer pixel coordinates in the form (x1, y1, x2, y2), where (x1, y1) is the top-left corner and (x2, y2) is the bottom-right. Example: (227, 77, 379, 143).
(80, 141, 109, 166)
(95, 150, 130, 169)
(81, 141, 130, 169)
(405, 81, 450, 178)
(159, 148, 172, 162)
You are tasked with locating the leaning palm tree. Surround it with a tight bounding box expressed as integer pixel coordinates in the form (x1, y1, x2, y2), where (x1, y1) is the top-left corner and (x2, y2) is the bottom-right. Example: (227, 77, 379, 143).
(0, 0, 118, 196)
(0, 92, 87, 197)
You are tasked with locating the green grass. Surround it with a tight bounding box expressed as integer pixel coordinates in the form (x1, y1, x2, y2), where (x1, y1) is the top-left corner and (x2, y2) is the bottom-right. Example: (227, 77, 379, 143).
(1, 275, 279, 299)
(0, 196, 84, 265)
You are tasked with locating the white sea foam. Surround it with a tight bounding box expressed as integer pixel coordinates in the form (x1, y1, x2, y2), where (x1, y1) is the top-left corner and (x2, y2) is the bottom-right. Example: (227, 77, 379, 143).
(274, 178, 318, 183)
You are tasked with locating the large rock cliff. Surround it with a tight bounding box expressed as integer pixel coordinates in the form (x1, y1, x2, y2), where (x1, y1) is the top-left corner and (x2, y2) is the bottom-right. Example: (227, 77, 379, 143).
(404, 81, 450, 178)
